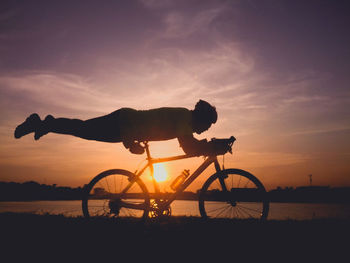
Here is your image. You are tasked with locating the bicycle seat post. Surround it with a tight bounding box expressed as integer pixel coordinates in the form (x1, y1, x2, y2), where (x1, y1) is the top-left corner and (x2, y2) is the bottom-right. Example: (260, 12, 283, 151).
(143, 141, 152, 161)
(143, 141, 161, 194)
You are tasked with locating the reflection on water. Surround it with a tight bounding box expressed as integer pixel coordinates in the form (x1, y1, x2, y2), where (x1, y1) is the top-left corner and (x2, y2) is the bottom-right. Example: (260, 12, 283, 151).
(0, 200, 83, 217)
(0, 200, 350, 220)
(87, 199, 145, 218)
(268, 202, 350, 220)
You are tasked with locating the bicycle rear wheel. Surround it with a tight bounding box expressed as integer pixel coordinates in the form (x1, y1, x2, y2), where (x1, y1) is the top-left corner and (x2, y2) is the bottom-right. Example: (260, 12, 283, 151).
(199, 169, 269, 220)
(82, 169, 150, 220)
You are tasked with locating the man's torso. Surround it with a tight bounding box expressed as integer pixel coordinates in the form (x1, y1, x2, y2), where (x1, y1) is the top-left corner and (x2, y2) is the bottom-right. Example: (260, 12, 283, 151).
(118, 107, 193, 142)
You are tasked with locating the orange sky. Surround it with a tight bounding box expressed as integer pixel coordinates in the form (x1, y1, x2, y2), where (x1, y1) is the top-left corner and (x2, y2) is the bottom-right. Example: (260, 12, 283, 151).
(0, 1, 349, 191)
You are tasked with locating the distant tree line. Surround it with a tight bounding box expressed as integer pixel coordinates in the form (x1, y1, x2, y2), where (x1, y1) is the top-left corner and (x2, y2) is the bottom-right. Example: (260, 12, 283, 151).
(0, 181, 83, 201)
(268, 186, 350, 203)
(0, 181, 350, 203)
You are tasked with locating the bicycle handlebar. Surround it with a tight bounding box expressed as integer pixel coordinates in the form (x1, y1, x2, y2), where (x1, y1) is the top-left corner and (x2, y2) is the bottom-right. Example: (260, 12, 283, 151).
(136, 136, 236, 157)
(209, 136, 236, 155)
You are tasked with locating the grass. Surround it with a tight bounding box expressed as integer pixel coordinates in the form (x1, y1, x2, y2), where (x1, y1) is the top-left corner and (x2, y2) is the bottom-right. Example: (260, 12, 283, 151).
(1, 212, 349, 260)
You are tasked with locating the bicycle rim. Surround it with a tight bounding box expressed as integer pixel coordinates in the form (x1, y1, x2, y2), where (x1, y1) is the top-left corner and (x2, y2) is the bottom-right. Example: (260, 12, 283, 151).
(82, 169, 150, 220)
(199, 169, 269, 220)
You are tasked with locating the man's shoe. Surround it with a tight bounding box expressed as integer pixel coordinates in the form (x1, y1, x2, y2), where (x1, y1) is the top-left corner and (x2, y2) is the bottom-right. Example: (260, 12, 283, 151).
(34, 115, 54, 140)
(14, 114, 41, 139)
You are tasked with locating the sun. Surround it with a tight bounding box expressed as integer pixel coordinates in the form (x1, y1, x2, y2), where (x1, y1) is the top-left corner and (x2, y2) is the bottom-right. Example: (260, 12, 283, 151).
(153, 163, 168, 182)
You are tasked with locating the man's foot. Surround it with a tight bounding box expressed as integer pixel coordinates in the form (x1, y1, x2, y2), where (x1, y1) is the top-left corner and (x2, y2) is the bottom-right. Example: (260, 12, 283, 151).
(34, 115, 54, 140)
(14, 114, 41, 139)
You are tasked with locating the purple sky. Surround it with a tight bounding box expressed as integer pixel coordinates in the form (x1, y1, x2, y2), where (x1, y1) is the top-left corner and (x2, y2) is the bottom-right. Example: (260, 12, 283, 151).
(0, 0, 349, 189)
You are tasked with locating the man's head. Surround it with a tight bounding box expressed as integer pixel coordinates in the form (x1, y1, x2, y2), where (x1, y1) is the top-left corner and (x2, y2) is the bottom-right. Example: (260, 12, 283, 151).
(192, 100, 217, 134)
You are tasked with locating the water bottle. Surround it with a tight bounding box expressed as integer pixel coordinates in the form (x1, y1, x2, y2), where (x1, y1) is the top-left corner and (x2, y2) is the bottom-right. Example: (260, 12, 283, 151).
(170, 169, 190, 191)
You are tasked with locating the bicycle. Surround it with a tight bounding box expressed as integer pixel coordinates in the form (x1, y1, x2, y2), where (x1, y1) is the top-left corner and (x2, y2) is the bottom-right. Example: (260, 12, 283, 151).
(82, 136, 269, 220)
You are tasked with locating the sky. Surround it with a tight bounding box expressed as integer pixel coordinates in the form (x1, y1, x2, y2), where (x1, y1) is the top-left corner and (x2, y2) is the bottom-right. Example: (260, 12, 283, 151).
(0, 0, 349, 191)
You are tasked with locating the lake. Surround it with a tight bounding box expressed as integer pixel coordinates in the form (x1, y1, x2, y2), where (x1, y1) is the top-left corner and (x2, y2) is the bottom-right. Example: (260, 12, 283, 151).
(1, 200, 350, 220)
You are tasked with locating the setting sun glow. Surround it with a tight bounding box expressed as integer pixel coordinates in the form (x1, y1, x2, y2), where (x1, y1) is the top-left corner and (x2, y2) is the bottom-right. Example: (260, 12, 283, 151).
(153, 163, 168, 182)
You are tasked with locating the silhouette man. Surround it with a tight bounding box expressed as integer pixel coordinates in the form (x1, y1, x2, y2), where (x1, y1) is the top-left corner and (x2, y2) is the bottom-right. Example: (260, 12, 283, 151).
(15, 100, 223, 155)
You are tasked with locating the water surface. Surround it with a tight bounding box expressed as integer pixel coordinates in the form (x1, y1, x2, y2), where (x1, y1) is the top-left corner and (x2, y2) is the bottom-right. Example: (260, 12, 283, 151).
(0, 200, 349, 220)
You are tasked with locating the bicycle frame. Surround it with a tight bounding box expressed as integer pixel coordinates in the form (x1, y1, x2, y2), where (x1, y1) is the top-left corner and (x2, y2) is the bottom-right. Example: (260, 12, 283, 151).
(127, 142, 224, 209)
(82, 136, 270, 220)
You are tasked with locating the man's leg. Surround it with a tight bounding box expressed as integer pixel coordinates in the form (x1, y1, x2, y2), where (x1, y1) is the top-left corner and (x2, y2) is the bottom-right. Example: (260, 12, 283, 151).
(15, 111, 122, 142)
(14, 113, 41, 139)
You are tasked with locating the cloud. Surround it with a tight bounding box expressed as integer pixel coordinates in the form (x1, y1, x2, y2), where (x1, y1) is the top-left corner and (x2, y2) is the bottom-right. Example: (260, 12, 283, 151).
(282, 95, 329, 104)
(161, 7, 223, 39)
(285, 127, 350, 136)
(89, 37, 258, 109)
(138, 0, 175, 9)
(0, 71, 127, 119)
(228, 151, 310, 169)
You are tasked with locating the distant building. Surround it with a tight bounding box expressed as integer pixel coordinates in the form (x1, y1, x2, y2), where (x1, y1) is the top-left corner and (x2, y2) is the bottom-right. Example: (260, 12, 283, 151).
(93, 187, 107, 195)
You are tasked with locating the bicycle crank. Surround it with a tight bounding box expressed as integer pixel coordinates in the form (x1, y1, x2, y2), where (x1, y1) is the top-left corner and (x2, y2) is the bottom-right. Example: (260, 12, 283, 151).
(149, 200, 171, 218)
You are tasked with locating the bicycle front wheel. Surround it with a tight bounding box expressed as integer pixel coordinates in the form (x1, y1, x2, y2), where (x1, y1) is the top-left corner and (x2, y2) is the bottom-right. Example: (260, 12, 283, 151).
(199, 169, 269, 220)
(82, 169, 150, 220)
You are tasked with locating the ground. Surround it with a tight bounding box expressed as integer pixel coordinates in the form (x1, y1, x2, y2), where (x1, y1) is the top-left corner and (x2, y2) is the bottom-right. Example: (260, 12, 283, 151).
(1, 212, 348, 261)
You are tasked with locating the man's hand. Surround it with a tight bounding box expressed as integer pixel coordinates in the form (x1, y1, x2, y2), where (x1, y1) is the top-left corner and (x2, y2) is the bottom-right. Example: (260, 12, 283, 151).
(208, 136, 236, 156)
(123, 140, 145, 155)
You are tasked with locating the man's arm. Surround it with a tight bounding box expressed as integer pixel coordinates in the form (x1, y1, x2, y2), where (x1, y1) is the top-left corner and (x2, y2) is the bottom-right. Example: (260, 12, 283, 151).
(178, 135, 236, 156)
(177, 135, 210, 156)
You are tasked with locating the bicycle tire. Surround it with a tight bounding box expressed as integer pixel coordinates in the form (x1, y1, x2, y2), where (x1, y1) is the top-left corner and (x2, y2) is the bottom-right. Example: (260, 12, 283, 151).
(82, 169, 150, 220)
(199, 169, 269, 220)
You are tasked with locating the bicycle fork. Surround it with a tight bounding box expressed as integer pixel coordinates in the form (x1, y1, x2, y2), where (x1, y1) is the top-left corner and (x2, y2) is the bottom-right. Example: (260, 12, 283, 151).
(213, 157, 229, 193)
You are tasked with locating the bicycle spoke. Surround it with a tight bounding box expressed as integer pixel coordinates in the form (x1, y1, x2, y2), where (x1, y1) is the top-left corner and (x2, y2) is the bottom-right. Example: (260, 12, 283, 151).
(230, 206, 234, 218)
(126, 208, 137, 217)
(237, 203, 263, 214)
(94, 208, 107, 215)
(105, 177, 111, 193)
(210, 207, 225, 217)
(205, 203, 231, 218)
(113, 175, 117, 193)
(233, 206, 239, 218)
(214, 178, 221, 191)
(97, 181, 104, 192)
(237, 175, 241, 188)
(120, 176, 125, 193)
(236, 205, 253, 218)
(217, 205, 232, 218)
(205, 203, 227, 214)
